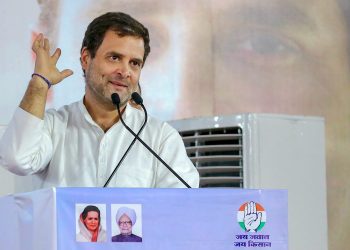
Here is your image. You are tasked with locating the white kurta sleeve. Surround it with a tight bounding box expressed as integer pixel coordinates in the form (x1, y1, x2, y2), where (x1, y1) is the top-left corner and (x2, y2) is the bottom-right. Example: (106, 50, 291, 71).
(0, 107, 53, 175)
(155, 124, 200, 188)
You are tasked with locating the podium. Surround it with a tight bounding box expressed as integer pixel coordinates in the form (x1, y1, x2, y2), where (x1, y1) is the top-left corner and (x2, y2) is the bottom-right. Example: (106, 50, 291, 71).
(0, 188, 287, 250)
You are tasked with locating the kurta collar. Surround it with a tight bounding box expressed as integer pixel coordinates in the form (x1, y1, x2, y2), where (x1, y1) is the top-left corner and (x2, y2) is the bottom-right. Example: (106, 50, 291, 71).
(78, 98, 132, 128)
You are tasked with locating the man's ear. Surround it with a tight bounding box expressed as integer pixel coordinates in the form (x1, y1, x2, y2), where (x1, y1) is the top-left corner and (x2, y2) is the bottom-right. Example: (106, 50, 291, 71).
(80, 47, 91, 71)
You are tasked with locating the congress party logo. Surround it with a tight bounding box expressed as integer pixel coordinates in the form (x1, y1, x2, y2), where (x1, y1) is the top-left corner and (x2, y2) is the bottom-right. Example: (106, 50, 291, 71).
(237, 201, 266, 232)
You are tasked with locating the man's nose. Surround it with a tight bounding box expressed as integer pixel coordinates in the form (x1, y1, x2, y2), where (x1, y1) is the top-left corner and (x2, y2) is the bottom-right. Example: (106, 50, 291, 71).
(115, 62, 131, 79)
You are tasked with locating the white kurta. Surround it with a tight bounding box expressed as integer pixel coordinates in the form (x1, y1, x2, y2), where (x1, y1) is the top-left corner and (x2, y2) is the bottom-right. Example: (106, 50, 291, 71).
(0, 100, 199, 189)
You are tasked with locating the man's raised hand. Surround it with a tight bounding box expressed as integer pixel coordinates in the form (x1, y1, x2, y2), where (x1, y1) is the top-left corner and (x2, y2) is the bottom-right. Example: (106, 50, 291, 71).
(32, 33, 73, 86)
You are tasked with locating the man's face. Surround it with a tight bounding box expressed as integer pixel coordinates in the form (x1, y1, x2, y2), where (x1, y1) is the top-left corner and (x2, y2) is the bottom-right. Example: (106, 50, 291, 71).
(83, 211, 99, 232)
(81, 30, 145, 108)
(209, 0, 350, 116)
(118, 214, 132, 235)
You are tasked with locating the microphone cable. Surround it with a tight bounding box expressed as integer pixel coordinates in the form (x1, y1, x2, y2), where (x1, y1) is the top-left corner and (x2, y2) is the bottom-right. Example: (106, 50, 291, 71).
(111, 92, 191, 188)
(103, 92, 147, 187)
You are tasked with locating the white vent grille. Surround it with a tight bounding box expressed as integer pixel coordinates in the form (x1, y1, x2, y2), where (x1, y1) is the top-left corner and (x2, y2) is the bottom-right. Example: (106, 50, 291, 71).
(179, 127, 243, 188)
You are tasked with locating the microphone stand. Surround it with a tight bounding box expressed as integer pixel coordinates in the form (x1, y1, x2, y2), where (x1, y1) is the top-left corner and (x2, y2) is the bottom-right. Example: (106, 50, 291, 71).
(103, 93, 147, 187)
(112, 93, 191, 188)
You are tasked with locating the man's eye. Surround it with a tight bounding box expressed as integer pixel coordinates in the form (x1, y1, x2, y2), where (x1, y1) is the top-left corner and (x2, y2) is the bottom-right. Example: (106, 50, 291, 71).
(131, 61, 141, 67)
(237, 32, 298, 55)
(110, 55, 119, 61)
(216, 29, 301, 66)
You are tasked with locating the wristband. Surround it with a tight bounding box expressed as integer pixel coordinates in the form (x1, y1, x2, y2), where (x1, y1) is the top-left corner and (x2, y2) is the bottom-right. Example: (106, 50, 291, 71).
(31, 73, 52, 89)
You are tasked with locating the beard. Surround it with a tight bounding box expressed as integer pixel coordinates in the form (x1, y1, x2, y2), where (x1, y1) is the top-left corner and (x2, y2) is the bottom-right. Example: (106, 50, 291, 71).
(85, 63, 132, 108)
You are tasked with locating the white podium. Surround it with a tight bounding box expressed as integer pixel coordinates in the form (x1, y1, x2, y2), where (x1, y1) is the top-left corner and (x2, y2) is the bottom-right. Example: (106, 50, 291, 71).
(0, 188, 287, 250)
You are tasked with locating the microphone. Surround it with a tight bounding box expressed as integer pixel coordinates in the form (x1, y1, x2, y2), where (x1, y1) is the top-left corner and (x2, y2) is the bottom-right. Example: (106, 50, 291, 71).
(103, 92, 147, 187)
(131, 92, 143, 105)
(111, 92, 192, 188)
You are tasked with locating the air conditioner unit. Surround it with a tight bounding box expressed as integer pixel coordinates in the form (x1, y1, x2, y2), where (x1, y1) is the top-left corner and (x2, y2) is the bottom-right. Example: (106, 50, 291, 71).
(169, 113, 327, 250)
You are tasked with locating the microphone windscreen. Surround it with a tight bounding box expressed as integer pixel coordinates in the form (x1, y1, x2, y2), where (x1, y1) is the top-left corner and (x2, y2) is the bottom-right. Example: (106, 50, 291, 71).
(111, 93, 120, 106)
(131, 92, 143, 105)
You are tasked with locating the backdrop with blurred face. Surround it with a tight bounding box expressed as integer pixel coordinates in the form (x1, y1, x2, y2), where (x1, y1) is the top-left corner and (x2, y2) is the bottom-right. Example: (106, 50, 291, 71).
(33, 0, 350, 249)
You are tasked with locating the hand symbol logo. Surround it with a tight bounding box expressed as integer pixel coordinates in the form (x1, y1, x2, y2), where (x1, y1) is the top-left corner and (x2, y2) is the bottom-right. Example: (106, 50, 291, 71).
(243, 201, 263, 232)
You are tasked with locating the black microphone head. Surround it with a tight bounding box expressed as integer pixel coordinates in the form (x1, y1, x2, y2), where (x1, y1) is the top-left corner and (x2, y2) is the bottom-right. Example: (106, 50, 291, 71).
(111, 93, 120, 106)
(131, 92, 143, 105)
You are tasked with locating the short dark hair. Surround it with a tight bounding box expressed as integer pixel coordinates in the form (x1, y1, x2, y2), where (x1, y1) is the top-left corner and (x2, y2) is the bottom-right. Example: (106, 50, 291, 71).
(81, 205, 101, 223)
(81, 12, 151, 65)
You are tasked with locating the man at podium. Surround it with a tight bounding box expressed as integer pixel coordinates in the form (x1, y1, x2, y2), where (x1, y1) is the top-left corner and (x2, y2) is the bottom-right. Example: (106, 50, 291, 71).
(0, 12, 199, 189)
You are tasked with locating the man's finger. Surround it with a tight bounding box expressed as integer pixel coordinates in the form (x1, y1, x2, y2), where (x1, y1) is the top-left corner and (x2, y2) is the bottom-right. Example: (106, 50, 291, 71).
(60, 69, 74, 80)
(52, 48, 61, 64)
(32, 33, 43, 52)
(44, 38, 50, 51)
